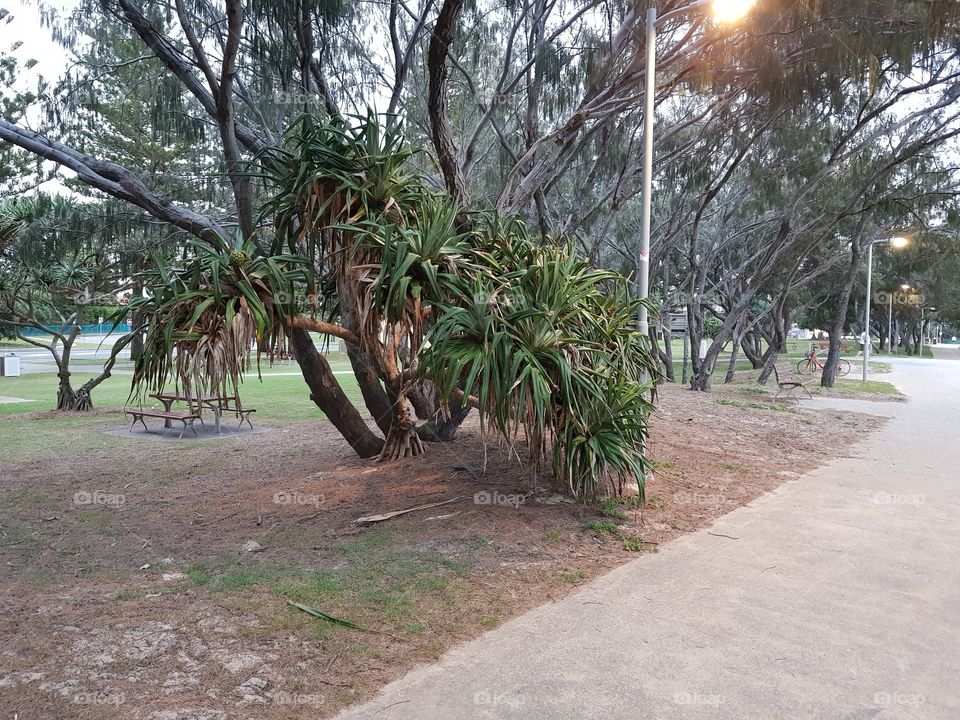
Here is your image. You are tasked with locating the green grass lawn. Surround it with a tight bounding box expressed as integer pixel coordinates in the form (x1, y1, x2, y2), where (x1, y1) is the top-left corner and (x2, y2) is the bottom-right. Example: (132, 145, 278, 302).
(0, 367, 366, 464)
(832, 378, 902, 395)
(0, 364, 363, 420)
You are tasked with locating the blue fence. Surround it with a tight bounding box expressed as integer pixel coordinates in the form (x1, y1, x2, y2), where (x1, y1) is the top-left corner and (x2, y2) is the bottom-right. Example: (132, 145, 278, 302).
(18, 323, 132, 336)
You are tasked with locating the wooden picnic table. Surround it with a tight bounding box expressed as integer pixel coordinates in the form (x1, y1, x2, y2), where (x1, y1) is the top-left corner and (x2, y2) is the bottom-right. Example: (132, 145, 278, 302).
(151, 392, 237, 433)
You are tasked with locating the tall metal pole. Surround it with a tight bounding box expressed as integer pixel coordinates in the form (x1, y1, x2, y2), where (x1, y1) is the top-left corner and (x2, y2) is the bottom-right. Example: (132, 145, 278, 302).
(863, 243, 873, 382)
(637, 6, 657, 337)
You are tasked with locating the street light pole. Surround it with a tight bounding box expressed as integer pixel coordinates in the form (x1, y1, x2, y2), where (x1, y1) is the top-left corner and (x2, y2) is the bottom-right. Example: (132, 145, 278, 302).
(862, 236, 909, 382)
(636, 0, 755, 337)
(637, 5, 657, 337)
(863, 243, 873, 382)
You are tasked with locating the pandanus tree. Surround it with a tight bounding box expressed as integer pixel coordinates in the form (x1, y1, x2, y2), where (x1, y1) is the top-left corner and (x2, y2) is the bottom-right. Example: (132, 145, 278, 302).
(259, 115, 471, 460)
(123, 113, 657, 498)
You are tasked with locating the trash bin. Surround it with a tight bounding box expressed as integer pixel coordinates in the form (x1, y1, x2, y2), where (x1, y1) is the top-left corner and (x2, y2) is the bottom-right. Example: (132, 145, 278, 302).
(0, 353, 21, 377)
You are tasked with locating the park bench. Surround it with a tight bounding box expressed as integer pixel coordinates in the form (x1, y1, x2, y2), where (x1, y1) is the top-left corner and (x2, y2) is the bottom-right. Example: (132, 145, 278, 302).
(772, 363, 812, 403)
(125, 408, 201, 438)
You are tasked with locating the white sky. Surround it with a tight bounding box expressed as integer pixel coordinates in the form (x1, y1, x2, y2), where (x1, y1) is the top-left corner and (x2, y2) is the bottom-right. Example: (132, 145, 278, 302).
(2, 1, 79, 194)
(2, 0, 72, 92)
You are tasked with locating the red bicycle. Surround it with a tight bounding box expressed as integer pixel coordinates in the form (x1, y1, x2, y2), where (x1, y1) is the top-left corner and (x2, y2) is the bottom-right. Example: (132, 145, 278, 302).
(797, 347, 851, 377)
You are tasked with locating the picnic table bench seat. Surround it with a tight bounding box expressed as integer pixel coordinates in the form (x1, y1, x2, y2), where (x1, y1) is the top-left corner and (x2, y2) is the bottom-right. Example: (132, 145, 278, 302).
(125, 408, 201, 438)
(216, 398, 257, 428)
(234, 407, 256, 429)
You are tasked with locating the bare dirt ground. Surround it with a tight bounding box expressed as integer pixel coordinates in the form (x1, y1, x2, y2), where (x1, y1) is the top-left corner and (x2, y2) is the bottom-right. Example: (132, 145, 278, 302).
(0, 385, 886, 720)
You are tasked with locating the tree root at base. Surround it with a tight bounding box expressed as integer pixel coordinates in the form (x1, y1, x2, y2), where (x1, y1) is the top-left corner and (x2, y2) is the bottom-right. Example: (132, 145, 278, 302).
(378, 425, 425, 461)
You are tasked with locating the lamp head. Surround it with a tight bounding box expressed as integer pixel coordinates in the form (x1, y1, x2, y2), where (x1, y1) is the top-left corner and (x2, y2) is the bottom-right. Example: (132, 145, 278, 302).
(889, 236, 909, 249)
(712, 0, 757, 22)
(900, 284, 911, 290)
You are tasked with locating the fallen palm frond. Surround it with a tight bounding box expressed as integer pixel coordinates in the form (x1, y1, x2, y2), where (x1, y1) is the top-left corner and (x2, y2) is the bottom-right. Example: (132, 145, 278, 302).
(353, 496, 467, 525)
(287, 601, 397, 639)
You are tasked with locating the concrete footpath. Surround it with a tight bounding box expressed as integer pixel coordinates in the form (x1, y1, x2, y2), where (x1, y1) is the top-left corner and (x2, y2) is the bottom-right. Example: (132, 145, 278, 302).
(335, 357, 960, 720)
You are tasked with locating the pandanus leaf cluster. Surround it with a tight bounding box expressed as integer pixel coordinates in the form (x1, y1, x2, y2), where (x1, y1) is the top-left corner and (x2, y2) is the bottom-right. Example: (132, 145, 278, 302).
(424, 217, 657, 499)
(121, 235, 310, 405)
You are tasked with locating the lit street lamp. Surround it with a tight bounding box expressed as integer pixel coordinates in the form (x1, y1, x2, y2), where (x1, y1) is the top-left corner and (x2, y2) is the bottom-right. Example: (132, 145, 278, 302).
(637, 0, 756, 336)
(863, 236, 909, 382)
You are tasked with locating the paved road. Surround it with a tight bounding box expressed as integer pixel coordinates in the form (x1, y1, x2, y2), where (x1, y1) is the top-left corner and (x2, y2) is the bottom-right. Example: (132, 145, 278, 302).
(335, 356, 960, 720)
(931, 344, 960, 361)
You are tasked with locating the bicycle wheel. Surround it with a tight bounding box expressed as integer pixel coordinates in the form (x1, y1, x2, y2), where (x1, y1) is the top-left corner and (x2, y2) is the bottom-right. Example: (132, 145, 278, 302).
(797, 359, 814, 374)
(836, 359, 852, 377)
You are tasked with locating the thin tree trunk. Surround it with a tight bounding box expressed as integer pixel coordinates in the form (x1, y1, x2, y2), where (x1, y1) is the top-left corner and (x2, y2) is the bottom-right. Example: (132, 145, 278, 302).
(724, 331, 741, 384)
(822, 239, 863, 388)
(758, 303, 789, 385)
(681, 330, 689, 386)
(427, 0, 467, 200)
(648, 326, 666, 385)
(660, 256, 675, 382)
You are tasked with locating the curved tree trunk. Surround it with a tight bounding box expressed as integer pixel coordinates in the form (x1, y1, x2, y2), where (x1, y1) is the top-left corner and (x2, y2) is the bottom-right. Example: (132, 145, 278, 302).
(55, 355, 114, 412)
(407, 382, 437, 420)
(740, 330, 763, 369)
(56, 373, 91, 411)
(648, 326, 670, 386)
(345, 342, 393, 435)
(691, 302, 753, 391)
(690, 357, 715, 391)
(415, 393, 470, 442)
(758, 301, 789, 385)
(290, 327, 384, 458)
